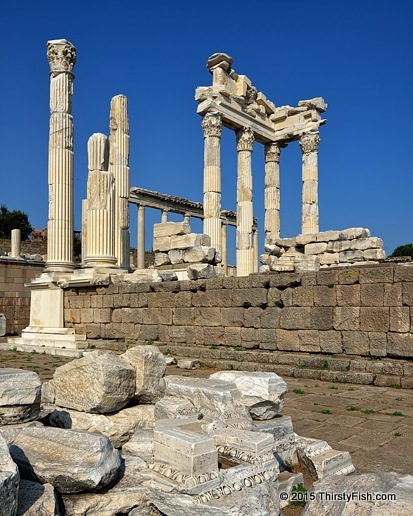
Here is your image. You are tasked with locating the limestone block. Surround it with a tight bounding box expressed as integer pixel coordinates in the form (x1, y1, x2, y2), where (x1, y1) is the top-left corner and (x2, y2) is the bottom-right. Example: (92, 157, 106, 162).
(48, 350, 136, 413)
(296, 438, 354, 480)
(264, 243, 283, 256)
(363, 248, 386, 260)
(326, 239, 351, 252)
(305, 243, 327, 255)
(61, 455, 149, 515)
(158, 270, 178, 282)
(169, 249, 184, 264)
(369, 332, 387, 357)
(0, 369, 41, 425)
(319, 330, 342, 354)
(277, 471, 304, 508)
(387, 333, 413, 358)
(319, 252, 339, 266)
(153, 222, 191, 238)
(0, 421, 44, 446)
(210, 371, 287, 420)
(49, 404, 155, 448)
(122, 429, 154, 462)
(0, 434, 19, 516)
(183, 246, 215, 263)
(9, 426, 121, 494)
(210, 428, 274, 459)
(153, 425, 218, 478)
(154, 253, 170, 266)
(170, 233, 211, 250)
(351, 237, 383, 250)
(17, 480, 59, 516)
(155, 397, 200, 421)
(302, 473, 413, 516)
(153, 236, 171, 252)
(315, 230, 342, 242)
(254, 416, 297, 468)
(339, 250, 363, 262)
(177, 359, 201, 369)
(296, 233, 317, 245)
(0, 314, 5, 337)
(342, 331, 369, 355)
(163, 376, 251, 426)
(187, 263, 219, 280)
(298, 97, 327, 112)
(333, 307, 360, 331)
(121, 345, 166, 403)
(295, 255, 320, 272)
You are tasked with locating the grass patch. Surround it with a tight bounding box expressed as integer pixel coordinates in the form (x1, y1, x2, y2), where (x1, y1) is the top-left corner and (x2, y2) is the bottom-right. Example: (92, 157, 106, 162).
(394, 432, 402, 437)
(348, 387, 356, 391)
(320, 409, 332, 414)
(361, 409, 375, 415)
(347, 406, 360, 411)
(209, 345, 218, 350)
(395, 397, 403, 401)
(291, 484, 307, 507)
(328, 385, 338, 390)
(391, 384, 402, 389)
(293, 388, 305, 395)
(326, 283, 335, 289)
(322, 360, 329, 369)
(391, 411, 404, 417)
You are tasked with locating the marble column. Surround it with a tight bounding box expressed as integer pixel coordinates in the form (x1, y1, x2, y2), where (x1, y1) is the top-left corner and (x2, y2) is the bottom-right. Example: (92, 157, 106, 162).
(161, 210, 168, 223)
(253, 226, 259, 273)
(264, 142, 281, 244)
(45, 39, 76, 272)
(137, 204, 145, 269)
(236, 126, 255, 276)
(221, 222, 228, 275)
(11, 229, 21, 258)
(202, 112, 222, 254)
(81, 199, 88, 263)
(299, 130, 320, 234)
(109, 95, 130, 269)
(84, 133, 117, 267)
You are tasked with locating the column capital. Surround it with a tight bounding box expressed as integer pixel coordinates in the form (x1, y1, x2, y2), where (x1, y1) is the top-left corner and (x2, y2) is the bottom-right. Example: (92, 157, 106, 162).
(47, 39, 76, 76)
(299, 131, 320, 155)
(265, 142, 281, 163)
(236, 126, 254, 152)
(202, 112, 222, 138)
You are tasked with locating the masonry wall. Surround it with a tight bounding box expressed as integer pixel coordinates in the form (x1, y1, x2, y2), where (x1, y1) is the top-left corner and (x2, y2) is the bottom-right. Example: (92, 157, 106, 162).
(63, 263, 413, 360)
(0, 238, 47, 257)
(0, 259, 44, 334)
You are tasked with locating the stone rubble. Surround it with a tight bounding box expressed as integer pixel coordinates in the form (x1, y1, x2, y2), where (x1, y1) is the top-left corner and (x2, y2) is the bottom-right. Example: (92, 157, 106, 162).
(0, 434, 19, 516)
(0, 369, 41, 425)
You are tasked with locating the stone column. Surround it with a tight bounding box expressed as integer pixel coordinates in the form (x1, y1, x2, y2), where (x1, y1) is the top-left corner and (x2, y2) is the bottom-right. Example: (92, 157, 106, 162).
(11, 229, 21, 258)
(84, 133, 117, 267)
(299, 130, 320, 234)
(264, 142, 281, 244)
(161, 210, 168, 223)
(202, 112, 222, 254)
(221, 221, 228, 275)
(236, 126, 255, 277)
(45, 39, 76, 272)
(109, 95, 130, 269)
(137, 204, 145, 269)
(81, 199, 88, 263)
(253, 226, 259, 273)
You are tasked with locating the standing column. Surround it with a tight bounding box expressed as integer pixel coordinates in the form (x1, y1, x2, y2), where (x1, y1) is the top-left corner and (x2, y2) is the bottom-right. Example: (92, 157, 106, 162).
(221, 221, 228, 276)
(137, 204, 145, 269)
(299, 130, 320, 234)
(84, 133, 116, 267)
(202, 112, 222, 254)
(109, 95, 130, 269)
(253, 226, 259, 273)
(236, 126, 255, 277)
(11, 229, 21, 258)
(264, 142, 281, 244)
(45, 39, 76, 272)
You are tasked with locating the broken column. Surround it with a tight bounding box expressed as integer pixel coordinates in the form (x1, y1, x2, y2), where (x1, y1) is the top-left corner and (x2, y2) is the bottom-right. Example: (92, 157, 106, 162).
(299, 129, 320, 234)
(202, 112, 223, 255)
(236, 126, 255, 276)
(84, 133, 117, 267)
(109, 95, 130, 270)
(264, 143, 281, 244)
(45, 39, 76, 272)
(10, 229, 21, 258)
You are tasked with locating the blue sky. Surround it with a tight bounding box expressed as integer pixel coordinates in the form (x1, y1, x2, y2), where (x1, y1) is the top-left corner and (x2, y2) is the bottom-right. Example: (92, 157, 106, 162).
(0, 0, 412, 262)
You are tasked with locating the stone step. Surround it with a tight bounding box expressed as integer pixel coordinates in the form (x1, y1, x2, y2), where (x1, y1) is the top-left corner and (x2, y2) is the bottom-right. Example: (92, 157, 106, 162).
(0, 341, 84, 358)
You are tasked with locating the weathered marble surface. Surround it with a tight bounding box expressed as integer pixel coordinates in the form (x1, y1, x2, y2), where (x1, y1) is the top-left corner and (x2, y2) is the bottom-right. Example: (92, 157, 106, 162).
(0, 369, 41, 425)
(17, 480, 59, 516)
(0, 434, 19, 516)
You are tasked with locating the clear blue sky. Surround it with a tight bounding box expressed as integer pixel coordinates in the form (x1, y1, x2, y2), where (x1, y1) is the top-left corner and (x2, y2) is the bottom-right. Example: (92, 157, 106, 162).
(1, 0, 412, 262)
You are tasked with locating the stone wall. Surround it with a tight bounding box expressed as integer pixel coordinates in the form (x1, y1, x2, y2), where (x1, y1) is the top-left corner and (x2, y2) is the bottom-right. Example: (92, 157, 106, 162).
(64, 263, 413, 360)
(0, 259, 44, 334)
(0, 238, 47, 257)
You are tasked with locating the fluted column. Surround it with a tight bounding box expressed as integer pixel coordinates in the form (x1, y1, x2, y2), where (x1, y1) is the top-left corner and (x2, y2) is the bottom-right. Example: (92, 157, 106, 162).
(109, 95, 130, 269)
(84, 133, 116, 267)
(202, 112, 222, 254)
(45, 39, 76, 272)
(11, 229, 21, 258)
(253, 227, 259, 273)
(236, 126, 255, 277)
(264, 142, 281, 244)
(137, 205, 145, 269)
(81, 199, 88, 263)
(299, 130, 320, 234)
(221, 222, 228, 275)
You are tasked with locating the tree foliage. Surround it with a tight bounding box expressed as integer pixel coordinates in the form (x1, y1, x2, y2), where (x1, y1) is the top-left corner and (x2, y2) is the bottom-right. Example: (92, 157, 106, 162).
(389, 244, 413, 258)
(0, 205, 33, 240)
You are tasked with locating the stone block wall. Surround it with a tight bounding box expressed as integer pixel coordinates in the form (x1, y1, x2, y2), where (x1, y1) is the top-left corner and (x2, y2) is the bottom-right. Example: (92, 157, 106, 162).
(0, 259, 44, 334)
(64, 263, 413, 360)
(0, 238, 47, 257)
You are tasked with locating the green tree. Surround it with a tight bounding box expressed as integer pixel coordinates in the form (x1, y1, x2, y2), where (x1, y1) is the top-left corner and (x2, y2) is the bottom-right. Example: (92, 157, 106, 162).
(0, 205, 33, 240)
(389, 244, 413, 258)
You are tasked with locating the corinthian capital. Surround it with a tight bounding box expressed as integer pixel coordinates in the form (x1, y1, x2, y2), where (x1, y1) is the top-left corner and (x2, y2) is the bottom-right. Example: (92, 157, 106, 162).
(47, 39, 76, 75)
(299, 131, 320, 155)
(265, 142, 281, 163)
(236, 126, 254, 152)
(202, 112, 222, 138)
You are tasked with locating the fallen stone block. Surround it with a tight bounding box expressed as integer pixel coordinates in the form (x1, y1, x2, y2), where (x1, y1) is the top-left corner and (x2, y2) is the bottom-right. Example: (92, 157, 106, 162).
(49, 404, 155, 448)
(183, 246, 216, 263)
(121, 345, 166, 403)
(254, 416, 297, 468)
(210, 371, 287, 420)
(277, 471, 305, 508)
(170, 233, 211, 250)
(302, 472, 413, 515)
(177, 359, 201, 370)
(0, 369, 41, 425)
(155, 396, 200, 420)
(122, 428, 154, 462)
(0, 434, 19, 516)
(47, 350, 136, 413)
(187, 263, 219, 280)
(154, 252, 170, 266)
(9, 426, 121, 493)
(0, 421, 44, 446)
(153, 221, 191, 238)
(17, 480, 59, 516)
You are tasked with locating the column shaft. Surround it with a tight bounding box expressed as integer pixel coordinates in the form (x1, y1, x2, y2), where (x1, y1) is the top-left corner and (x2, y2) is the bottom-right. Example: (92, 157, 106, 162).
(202, 112, 222, 254)
(221, 222, 228, 276)
(11, 229, 21, 258)
(264, 143, 281, 244)
(137, 205, 145, 269)
(236, 127, 254, 277)
(300, 131, 320, 234)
